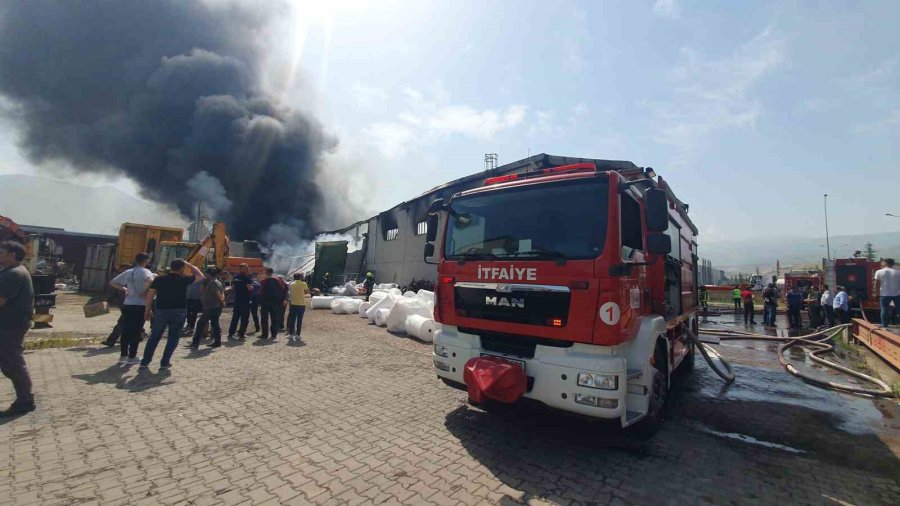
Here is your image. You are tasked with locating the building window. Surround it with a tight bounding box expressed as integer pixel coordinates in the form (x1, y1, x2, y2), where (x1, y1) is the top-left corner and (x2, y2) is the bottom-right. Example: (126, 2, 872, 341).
(386, 228, 399, 241)
(416, 221, 428, 236)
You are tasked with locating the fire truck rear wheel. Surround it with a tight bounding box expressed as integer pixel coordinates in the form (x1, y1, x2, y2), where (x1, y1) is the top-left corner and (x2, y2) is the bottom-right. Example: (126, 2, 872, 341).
(633, 346, 668, 438)
(677, 341, 695, 376)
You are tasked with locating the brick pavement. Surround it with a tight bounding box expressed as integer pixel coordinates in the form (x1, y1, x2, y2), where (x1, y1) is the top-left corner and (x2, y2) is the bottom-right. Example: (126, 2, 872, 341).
(1, 308, 898, 505)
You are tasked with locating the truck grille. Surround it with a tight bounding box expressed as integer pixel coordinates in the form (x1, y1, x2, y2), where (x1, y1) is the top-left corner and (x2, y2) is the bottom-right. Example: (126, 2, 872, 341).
(454, 285, 570, 327)
(462, 328, 574, 359)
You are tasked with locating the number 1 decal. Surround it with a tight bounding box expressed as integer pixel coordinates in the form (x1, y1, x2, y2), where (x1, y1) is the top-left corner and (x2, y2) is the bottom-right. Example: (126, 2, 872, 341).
(599, 302, 620, 325)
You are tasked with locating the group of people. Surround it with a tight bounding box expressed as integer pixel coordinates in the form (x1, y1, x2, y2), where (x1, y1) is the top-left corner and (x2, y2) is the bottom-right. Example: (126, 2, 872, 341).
(106, 253, 311, 369)
(727, 258, 900, 331)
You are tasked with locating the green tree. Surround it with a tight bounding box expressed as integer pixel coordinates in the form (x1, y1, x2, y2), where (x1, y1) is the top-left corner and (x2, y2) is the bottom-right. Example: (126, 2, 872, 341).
(863, 242, 878, 261)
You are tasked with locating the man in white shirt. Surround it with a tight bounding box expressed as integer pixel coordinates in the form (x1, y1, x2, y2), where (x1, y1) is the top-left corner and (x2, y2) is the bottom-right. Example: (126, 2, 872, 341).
(109, 253, 155, 364)
(874, 258, 900, 328)
(820, 284, 835, 327)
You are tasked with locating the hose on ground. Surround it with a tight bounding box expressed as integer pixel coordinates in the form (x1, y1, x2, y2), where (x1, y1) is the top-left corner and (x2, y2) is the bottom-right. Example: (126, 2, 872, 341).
(688, 324, 894, 398)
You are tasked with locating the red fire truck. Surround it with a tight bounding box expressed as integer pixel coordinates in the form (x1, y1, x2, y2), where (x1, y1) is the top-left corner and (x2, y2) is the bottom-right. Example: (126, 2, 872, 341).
(782, 270, 821, 306)
(834, 258, 880, 314)
(424, 156, 698, 434)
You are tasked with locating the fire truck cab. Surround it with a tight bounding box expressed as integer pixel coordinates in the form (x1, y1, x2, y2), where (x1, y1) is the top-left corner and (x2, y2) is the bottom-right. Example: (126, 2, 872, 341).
(425, 156, 698, 433)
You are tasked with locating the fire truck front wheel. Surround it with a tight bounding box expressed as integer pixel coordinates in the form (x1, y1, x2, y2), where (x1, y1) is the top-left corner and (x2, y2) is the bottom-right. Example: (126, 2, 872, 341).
(632, 345, 668, 438)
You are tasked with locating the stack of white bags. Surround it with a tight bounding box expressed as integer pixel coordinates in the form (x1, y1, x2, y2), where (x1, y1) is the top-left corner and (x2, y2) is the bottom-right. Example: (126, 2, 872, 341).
(363, 288, 440, 342)
(312, 283, 441, 343)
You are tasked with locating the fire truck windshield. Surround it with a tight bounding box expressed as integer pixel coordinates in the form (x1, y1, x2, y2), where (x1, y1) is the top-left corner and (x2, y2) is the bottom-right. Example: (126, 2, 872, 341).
(445, 179, 609, 261)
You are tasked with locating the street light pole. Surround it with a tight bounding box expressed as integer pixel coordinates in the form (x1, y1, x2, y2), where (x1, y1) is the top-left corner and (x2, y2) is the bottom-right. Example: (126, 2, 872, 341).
(824, 194, 831, 261)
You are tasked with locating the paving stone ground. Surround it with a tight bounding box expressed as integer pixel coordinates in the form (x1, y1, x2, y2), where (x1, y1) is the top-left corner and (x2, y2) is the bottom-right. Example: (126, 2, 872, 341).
(1, 307, 898, 505)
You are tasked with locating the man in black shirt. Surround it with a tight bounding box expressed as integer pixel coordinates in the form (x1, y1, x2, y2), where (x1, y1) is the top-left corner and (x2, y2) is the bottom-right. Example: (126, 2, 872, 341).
(762, 283, 778, 327)
(259, 268, 288, 340)
(227, 263, 253, 339)
(140, 259, 203, 369)
(0, 241, 35, 416)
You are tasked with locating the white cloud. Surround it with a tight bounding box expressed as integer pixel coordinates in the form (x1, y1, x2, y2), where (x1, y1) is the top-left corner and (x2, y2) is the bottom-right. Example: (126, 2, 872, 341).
(801, 97, 826, 112)
(653, 0, 680, 19)
(350, 82, 388, 108)
(851, 109, 900, 134)
(360, 84, 527, 159)
(573, 102, 589, 116)
(361, 122, 417, 158)
(563, 8, 589, 71)
(848, 58, 898, 88)
(652, 27, 784, 160)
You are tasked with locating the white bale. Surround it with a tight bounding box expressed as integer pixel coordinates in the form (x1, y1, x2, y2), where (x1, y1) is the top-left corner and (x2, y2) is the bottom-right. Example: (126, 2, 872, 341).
(339, 298, 363, 314)
(405, 315, 438, 343)
(366, 293, 398, 323)
(376, 283, 398, 290)
(330, 286, 341, 295)
(416, 290, 435, 304)
(369, 291, 387, 304)
(330, 297, 348, 314)
(388, 287, 402, 296)
(358, 302, 371, 317)
(403, 291, 416, 298)
(375, 308, 390, 327)
(342, 282, 358, 296)
(310, 296, 335, 309)
(385, 298, 433, 333)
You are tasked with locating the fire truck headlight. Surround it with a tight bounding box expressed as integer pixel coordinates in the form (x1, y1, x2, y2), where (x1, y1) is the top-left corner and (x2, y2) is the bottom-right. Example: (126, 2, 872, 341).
(433, 359, 451, 372)
(434, 344, 449, 358)
(577, 372, 618, 390)
(574, 393, 618, 409)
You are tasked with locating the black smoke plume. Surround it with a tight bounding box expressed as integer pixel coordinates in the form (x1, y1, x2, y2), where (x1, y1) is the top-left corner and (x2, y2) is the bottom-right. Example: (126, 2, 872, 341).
(0, 1, 333, 241)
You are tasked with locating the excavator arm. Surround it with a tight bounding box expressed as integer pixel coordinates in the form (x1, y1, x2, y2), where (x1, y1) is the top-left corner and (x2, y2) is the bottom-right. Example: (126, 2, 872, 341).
(184, 222, 230, 269)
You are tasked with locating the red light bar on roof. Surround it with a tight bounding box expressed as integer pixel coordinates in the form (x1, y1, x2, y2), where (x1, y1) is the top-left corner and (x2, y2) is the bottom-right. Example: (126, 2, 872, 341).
(484, 174, 519, 185)
(542, 162, 597, 175)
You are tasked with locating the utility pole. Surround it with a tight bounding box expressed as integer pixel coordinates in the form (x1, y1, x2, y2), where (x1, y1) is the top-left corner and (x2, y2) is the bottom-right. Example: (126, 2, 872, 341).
(823, 194, 831, 261)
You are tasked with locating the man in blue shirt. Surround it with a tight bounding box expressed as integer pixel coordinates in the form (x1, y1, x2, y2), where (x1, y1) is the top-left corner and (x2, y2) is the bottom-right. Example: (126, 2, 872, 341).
(785, 287, 804, 330)
(833, 286, 850, 324)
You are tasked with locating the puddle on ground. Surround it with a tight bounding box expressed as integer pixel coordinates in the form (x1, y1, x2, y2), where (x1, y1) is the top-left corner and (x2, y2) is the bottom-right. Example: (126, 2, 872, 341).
(691, 316, 890, 436)
(685, 421, 806, 454)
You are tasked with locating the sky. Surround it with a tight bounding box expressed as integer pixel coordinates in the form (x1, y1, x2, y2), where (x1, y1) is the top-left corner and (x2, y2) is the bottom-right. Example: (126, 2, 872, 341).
(1, 0, 898, 243)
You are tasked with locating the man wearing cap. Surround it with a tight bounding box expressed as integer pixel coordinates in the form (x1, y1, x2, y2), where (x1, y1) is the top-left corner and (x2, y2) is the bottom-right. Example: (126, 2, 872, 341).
(191, 267, 225, 348)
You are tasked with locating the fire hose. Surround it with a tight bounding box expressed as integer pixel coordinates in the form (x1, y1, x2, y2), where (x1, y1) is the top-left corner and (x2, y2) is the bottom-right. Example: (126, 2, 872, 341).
(687, 325, 894, 398)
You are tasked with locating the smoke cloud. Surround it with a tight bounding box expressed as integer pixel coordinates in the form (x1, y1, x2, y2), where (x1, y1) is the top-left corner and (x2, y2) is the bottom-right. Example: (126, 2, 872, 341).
(0, 1, 335, 241)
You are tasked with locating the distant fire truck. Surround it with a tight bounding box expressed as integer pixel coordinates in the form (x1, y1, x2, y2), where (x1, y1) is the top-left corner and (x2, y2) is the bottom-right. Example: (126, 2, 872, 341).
(424, 156, 698, 434)
(834, 258, 880, 314)
(782, 271, 821, 301)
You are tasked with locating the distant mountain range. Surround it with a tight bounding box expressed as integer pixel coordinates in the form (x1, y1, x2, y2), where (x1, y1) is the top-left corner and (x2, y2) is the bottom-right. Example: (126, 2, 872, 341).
(0, 174, 186, 235)
(701, 231, 900, 273)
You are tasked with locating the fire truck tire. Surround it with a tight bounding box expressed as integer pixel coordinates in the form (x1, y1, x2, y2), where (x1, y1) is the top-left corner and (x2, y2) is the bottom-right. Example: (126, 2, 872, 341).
(676, 341, 695, 376)
(633, 345, 668, 438)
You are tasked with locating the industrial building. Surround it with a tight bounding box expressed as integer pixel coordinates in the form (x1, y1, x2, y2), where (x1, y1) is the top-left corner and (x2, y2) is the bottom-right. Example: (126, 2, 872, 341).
(315, 153, 723, 288)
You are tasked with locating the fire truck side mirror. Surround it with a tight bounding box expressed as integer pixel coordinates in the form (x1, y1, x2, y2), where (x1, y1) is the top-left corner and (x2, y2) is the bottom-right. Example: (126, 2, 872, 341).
(647, 233, 672, 255)
(645, 188, 669, 232)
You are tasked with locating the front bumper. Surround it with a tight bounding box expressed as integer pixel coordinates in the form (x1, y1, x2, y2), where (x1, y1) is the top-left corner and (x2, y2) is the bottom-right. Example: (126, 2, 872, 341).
(433, 327, 628, 419)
